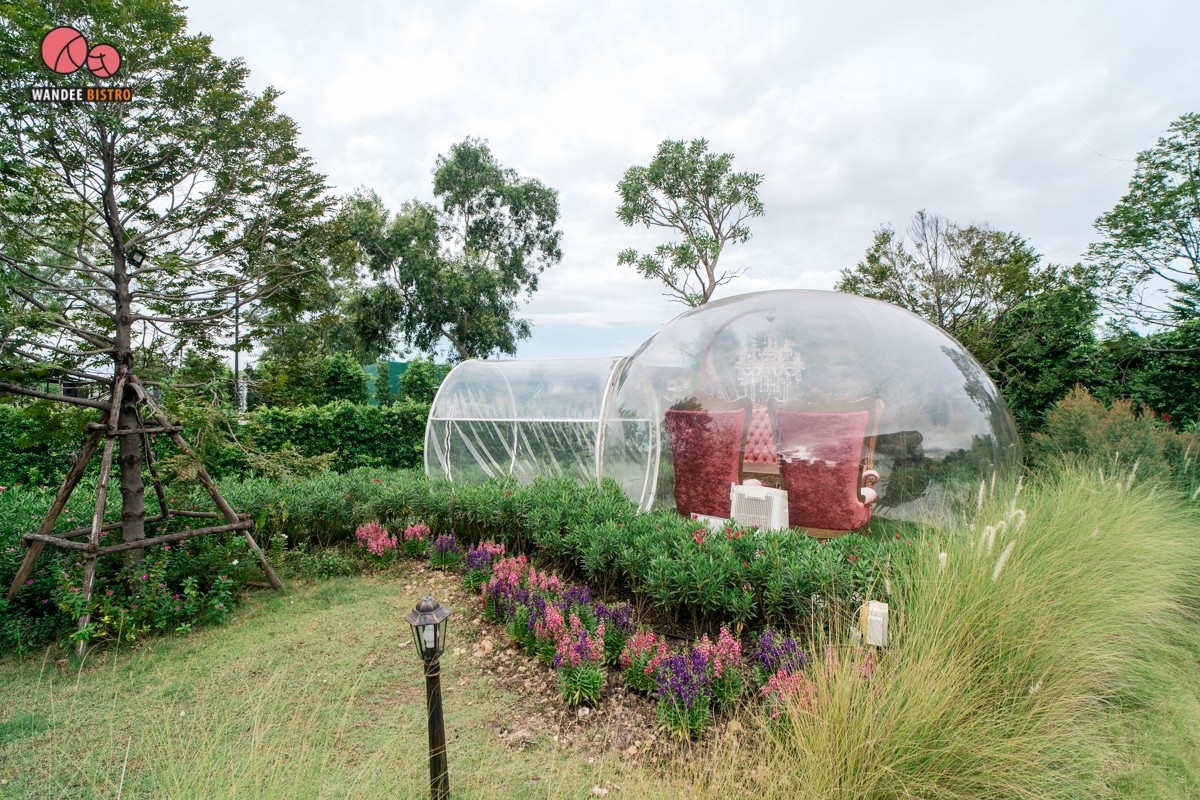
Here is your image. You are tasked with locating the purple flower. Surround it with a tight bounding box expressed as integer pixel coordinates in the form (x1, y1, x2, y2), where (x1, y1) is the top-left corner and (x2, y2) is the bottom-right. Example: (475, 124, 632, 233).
(655, 647, 713, 710)
(433, 532, 462, 557)
(595, 602, 635, 634)
(559, 583, 592, 609)
(755, 629, 807, 675)
(464, 540, 504, 573)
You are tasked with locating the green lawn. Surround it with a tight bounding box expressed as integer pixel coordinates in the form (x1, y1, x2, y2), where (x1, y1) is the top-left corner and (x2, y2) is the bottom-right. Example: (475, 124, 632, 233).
(0, 568, 661, 799)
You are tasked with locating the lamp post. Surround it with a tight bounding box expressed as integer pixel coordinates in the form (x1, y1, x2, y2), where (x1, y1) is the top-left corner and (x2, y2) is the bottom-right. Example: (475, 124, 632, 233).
(405, 596, 453, 800)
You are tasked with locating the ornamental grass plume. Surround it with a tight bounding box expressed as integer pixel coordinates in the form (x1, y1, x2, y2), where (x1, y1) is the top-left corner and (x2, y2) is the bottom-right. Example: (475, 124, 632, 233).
(688, 458, 1200, 799)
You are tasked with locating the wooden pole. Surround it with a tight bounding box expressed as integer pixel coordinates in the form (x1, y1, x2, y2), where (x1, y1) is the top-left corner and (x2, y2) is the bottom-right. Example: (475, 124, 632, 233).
(6, 429, 104, 600)
(75, 433, 116, 658)
(132, 377, 282, 590)
(96, 520, 252, 555)
(136, 405, 170, 520)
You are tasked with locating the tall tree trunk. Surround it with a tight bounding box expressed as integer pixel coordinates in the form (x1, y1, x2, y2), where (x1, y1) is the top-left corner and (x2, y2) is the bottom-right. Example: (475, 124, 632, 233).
(117, 387, 146, 563)
(101, 123, 148, 562)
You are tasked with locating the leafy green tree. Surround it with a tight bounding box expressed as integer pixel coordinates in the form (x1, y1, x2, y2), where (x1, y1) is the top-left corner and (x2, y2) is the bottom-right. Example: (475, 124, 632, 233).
(317, 353, 368, 406)
(0, 0, 331, 551)
(1089, 112, 1200, 332)
(1098, 323, 1200, 429)
(340, 138, 562, 360)
(398, 356, 446, 404)
(986, 273, 1113, 434)
(837, 210, 1041, 354)
(617, 139, 764, 306)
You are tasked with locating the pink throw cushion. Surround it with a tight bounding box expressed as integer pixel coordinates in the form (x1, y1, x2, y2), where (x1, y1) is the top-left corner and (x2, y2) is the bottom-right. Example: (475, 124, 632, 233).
(774, 410, 872, 531)
(665, 408, 745, 518)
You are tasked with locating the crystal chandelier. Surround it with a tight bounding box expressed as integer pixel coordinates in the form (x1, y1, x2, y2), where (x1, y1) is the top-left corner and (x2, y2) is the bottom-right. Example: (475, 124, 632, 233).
(735, 315, 805, 403)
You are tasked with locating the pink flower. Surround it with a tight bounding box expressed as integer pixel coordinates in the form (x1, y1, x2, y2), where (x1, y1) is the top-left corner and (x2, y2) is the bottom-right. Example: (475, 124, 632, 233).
(141, 574, 148, 580)
(761, 669, 817, 717)
(404, 523, 430, 542)
(355, 521, 397, 556)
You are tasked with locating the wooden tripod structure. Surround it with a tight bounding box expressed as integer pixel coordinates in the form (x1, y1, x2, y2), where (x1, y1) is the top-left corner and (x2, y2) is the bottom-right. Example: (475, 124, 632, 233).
(4, 368, 282, 656)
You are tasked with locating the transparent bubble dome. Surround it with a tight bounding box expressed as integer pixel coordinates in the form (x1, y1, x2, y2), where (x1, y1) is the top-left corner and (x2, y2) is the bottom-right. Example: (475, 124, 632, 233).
(599, 290, 1020, 523)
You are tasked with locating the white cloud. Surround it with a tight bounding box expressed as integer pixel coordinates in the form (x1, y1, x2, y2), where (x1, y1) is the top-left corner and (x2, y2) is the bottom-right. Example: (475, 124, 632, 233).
(185, 0, 1200, 360)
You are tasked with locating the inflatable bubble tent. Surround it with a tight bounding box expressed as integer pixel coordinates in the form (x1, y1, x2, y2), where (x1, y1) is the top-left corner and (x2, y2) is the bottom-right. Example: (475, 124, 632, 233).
(426, 290, 1021, 525)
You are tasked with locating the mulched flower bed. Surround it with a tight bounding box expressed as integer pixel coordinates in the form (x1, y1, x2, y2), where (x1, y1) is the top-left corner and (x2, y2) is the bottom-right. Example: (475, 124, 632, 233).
(396, 562, 739, 769)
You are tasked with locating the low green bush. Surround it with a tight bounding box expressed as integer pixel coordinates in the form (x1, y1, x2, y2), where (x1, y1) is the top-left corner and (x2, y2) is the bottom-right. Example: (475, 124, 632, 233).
(1030, 385, 1200, 497)
(216, 468, 906, 635)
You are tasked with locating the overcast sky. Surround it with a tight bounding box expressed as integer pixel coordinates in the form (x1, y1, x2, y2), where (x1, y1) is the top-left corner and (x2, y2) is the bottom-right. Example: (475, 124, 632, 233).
(187, 0, 1200, 361)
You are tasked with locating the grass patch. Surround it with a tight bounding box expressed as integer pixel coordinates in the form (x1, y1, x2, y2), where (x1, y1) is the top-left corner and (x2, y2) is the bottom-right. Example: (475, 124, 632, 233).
(687, 459, 1200, 799)
(0, 569, 658, 799)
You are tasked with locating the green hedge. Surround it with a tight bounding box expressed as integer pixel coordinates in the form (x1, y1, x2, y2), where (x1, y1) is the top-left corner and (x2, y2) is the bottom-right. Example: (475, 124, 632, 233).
(245, 400, 429, 473)
(0, 400, 431, 486)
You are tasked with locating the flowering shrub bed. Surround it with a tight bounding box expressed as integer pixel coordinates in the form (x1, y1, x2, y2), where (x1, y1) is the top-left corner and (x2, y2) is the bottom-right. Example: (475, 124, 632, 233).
(227, 469, 909, 633)
(4, 467, 911, 656)
(460, 544, 874, 739)
(0, 483, 257, 653)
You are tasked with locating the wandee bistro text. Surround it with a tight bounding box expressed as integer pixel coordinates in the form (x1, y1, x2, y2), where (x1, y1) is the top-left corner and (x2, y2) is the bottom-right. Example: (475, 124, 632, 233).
(30, 86, 132, 102)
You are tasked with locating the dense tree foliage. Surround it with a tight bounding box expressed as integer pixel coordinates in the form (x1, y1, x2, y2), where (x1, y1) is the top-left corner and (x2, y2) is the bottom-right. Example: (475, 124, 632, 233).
(1089, 112, 1200, 332)
(616, 139, 764, 306)
(836, 210, 1042, 355)
(340, 138, 562, 360)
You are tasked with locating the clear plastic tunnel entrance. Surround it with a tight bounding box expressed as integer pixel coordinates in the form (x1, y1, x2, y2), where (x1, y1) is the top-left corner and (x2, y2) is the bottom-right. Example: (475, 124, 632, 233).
(425, 356, 650, 487)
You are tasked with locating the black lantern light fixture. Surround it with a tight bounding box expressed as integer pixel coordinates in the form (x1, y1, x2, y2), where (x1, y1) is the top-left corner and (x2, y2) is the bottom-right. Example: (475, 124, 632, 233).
(125, 247, 146, 268)
(404, 596, 453, 800)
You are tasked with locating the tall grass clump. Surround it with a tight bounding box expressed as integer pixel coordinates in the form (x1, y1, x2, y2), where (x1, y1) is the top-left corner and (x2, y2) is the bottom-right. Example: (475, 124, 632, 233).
(701, 458, 1199, 800)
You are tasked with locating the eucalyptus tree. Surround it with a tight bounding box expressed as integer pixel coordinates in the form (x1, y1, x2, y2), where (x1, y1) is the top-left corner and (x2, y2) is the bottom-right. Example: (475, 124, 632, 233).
(616, 138, 765, 306)
(1089, 112, 1200, 335)
(341, 137, 562, 360)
